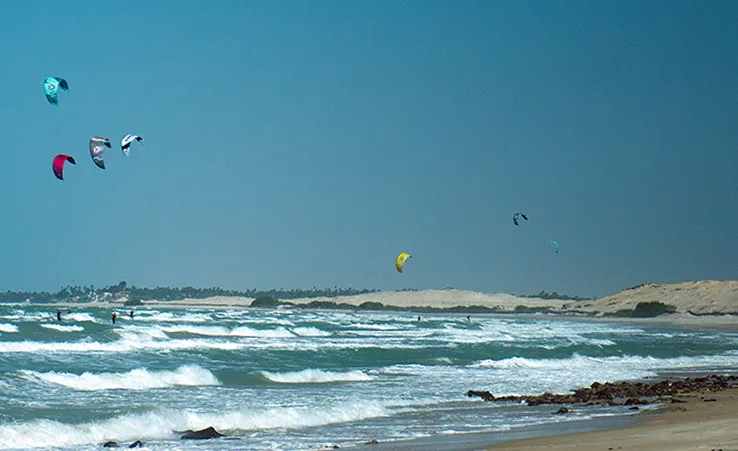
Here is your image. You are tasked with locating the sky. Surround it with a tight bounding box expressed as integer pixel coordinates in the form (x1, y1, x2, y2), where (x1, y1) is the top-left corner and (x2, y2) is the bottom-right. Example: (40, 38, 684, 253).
(0, 1, 736, 297)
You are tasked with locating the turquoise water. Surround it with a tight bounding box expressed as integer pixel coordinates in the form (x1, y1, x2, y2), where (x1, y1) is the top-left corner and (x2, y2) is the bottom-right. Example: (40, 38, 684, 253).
(0, 304, 737, 450)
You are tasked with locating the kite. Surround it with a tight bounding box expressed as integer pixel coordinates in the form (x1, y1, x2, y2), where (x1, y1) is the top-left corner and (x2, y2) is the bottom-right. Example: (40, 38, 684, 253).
(89, 136, 111, 169)
(512, 213, 528, 226)
(121, 134, 145, 157)
(53, 154, 76, 180)
(546, 240, 559, 254)
(396, 252, 411, 273)
(43, 77, 69, 106)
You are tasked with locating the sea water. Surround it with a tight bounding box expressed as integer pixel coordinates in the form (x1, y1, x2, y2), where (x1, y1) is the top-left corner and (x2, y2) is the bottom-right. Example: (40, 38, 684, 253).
(0, 304, 736, 450)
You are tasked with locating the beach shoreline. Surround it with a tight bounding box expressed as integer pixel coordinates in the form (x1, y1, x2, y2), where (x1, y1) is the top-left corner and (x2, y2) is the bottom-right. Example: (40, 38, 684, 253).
(367, 383, 738, 451)
(484, 387, 738, 451)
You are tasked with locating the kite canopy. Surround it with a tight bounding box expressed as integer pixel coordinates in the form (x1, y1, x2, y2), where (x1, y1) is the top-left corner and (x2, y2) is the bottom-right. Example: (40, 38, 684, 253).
(52, 154, 76, 180)
(121, 134, 145, 157)
(512, 212, 528, 226)
(89, 136, 111, 170)
(43, 77, 69, 106)
(396, 252, 411, 273)
(546, 240, 559, 254)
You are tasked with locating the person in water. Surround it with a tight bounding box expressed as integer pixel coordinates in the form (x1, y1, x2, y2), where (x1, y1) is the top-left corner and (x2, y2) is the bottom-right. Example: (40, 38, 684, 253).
(56, 310, 62, 322)
(130, 309, 134, 319)
(112, 312, 117, 324)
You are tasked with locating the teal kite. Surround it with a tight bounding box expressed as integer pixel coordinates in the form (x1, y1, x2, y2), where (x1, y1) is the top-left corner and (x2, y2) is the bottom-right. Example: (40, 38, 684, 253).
(43, 77, 69, 106)
(546, 240, 559, 254)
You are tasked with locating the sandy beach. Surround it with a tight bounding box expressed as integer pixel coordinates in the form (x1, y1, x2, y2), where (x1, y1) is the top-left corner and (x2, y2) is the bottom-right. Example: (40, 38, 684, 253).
(486, 388, 738, 451)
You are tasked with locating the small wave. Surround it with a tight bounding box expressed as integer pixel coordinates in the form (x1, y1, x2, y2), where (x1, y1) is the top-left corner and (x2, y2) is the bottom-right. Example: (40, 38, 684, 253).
(160, 325, 231, 336)
(40, 324, 84, 332)
(133, 312, 212, 323)
(292, 327, 331, 337)
(263, 369, 374, 383)
(19, 365, 220, 390)
(471, 352, 738, 371)
(0, 401, 388, 449)
(350, 323, 401, 330)
(231, 326, 294, 338)
(65, 312, 97, 323)
(0, 335, 243, 354)
(0, 323, 18, 333)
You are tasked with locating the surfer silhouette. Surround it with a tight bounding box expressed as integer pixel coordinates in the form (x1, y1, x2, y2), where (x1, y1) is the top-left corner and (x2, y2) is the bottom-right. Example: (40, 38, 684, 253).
(56, 310, 62, 321)
(112, 312, 117, 324)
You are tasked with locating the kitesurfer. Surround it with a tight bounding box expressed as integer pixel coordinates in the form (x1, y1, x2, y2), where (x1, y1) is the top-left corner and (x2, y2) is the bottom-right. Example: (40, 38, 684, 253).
(112, 312, 117, 324)
(130, 309, 134, 319)
(56, 310, 62, 322)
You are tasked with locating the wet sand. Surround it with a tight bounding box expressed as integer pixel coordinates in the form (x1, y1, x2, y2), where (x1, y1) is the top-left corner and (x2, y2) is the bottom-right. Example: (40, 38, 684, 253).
(485, 388, 738, 451)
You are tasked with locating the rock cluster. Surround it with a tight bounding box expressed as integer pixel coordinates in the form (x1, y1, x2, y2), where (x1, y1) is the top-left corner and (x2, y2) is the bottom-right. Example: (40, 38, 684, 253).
(102, 426, 226, 448)
(467, 374, 738, 406)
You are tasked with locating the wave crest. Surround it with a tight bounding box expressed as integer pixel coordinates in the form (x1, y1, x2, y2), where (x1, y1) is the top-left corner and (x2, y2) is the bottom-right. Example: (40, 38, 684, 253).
(19, 365, 220, 390)
(262, 369, 374, 384)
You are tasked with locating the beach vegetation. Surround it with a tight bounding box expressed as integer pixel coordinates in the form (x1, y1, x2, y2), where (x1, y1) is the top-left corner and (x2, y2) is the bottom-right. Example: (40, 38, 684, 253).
(514, 305, 553, 314)
(518, 290, 593, 301)
(609, 301, 677, 317)
(0, 283, 381, 304)
(250, 295, 283, 308)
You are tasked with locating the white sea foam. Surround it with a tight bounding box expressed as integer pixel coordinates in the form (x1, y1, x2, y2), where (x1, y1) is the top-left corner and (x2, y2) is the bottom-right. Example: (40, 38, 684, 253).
(263, 369, 374, 383)
(133, 312, 212, 323)
(0, 334, 244, 354)
(292, 327, 331, 337)
(160, 324, 231, 336)
(230, 326, 294, 338)
(471, 353, 738, 371)
(0, 401, 388, 449)
(64, 312, 97, 323)
(0, 323, 18, 333)
(40, 324, 83, 332)
(19, 365, 220, 390)
(466, 352, 738, 395)
(350, 323, 403, 330)
(243, 317, 296, 327)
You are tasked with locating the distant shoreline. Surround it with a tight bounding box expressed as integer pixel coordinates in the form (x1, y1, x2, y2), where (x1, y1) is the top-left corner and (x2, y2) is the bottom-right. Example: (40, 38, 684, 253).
(36, 282, 738, 331)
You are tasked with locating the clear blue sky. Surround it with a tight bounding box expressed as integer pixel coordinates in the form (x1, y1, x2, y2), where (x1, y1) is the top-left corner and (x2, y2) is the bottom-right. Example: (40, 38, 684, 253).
(1, 1, 736, 297)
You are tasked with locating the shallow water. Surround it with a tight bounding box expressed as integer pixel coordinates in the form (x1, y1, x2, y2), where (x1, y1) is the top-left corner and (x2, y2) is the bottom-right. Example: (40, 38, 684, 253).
(0, 304, 736, 450)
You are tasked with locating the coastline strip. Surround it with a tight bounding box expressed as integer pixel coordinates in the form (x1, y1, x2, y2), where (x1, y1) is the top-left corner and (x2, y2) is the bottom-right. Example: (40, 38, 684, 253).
(485, 388, 738, 451)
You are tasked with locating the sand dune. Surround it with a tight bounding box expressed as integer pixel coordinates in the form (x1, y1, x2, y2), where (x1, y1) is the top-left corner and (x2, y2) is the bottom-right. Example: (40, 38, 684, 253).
(100, 281, 738, 329)
(580, 280, 738, 315)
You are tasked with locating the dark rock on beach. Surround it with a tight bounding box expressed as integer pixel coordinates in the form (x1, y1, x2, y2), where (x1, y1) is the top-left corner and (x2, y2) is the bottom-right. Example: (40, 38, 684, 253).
(554, 407, 569, 414)
(466, 390, 495, 401)
(128, 440, 144, 448)
(180, 426, 225, 440)
(102, 442, 118, 448)
(468, 374, 738, 406)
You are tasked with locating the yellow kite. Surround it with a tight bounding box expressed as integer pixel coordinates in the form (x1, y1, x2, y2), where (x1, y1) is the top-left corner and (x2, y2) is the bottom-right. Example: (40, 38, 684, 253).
(395, 252, 411, 273)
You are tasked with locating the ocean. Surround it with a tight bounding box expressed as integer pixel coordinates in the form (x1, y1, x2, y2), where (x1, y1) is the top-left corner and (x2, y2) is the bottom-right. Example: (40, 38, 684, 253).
(0, 303, 737, 450)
